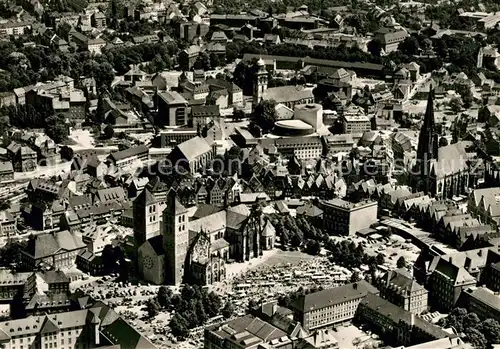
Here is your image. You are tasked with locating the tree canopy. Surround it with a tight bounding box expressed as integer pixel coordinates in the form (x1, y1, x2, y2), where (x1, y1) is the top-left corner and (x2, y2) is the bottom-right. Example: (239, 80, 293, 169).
(438, 308, 500, 348)
(253, 100, 277, 133)
(155, 285, 223, 339)
(45, 114, 69, 144)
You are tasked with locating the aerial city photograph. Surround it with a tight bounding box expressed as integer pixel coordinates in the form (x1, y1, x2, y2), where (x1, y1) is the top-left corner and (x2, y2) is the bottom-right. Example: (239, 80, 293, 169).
(2, 0, 500, 347)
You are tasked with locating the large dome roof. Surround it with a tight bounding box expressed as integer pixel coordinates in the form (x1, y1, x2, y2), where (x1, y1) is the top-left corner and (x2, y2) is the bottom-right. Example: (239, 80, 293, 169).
(272, 120, 314, 136)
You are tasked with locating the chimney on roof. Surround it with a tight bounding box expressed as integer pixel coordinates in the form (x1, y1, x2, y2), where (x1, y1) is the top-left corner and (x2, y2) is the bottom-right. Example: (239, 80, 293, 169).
(449, 256, 453, 263)
(465, 257, 471, 270)
(411, 313, 415, 327)
(478, 249, 483, 257)
(94, 318, 100, 345)
(353, 282, 358, 290)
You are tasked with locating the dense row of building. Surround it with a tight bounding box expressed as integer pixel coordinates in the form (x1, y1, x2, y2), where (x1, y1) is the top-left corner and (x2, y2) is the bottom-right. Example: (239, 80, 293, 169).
(204, 277, 459, 349)
(0, 290, 155, 349)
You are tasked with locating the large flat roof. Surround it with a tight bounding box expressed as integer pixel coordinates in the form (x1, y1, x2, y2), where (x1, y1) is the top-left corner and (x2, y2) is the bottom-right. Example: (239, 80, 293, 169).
(321, 198, 377, 211)
(243, 54, 385, 72)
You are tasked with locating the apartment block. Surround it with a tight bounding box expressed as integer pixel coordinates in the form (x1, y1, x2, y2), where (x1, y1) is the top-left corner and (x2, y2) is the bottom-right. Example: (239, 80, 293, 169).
(357, 294, 454, 347)
(0, 306, 156, 349)
(378, 268, 428, 315)
(290, 281, 378, 332)
(341, 113, 371, 134)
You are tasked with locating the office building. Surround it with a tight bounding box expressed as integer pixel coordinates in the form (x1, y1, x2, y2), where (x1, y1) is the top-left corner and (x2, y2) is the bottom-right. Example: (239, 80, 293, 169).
(340, 113, 371, 134)
(378, 268, 428, 314)
(157, 91, 188, 126)
(320, 199, 378, 236)
(290, 281, 378, 331)
(357, 294, 454, 347)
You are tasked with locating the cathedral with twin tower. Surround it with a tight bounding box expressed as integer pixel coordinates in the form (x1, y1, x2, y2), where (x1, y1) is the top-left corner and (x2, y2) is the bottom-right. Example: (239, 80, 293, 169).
(133, 188, 275, 285)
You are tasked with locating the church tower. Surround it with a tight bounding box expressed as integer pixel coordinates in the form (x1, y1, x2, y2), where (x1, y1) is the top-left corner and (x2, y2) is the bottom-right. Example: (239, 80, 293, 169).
(477, 47, 484, 69)
(133, 189, 160, 246)
(412, 89, 438, 194)
(253, 58, 268, 106)
(163, 189, 189, 285)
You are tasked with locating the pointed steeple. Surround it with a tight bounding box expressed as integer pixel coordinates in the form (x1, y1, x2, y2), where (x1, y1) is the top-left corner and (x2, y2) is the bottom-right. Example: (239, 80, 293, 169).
(416, 88, 438, 164)
(412, 88, 439, 195)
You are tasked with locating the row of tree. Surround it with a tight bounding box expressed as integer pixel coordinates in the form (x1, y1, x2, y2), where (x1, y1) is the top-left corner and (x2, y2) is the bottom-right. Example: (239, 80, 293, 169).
(268, 213, 326, 251)
(438, 308, 500, 349)
(0, 240, 26, 268)
(149, 285, 226, 339)
(0, 35, 180, 93)
(324, 239, 386, 270)
(277, 285, 325, 309)
(0, 105, 69, 144)
(212, 0, 351, 15)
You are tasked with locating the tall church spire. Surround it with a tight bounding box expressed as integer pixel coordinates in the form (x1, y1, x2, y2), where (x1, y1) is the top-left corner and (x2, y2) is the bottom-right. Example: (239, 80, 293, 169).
(412, 88, 439, 195)
(416, 88, 438, 165)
